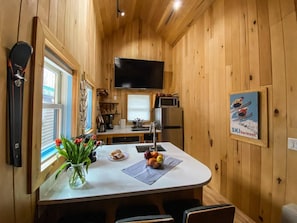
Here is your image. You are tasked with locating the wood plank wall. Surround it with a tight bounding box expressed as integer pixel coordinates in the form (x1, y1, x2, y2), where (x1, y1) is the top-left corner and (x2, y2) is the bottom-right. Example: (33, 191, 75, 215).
(0, 1, 101, 223)
(173, 0, 297, 223)
(101, 19, 173, 124)
(1, 1, 296, 223)
(98, 1, 297, 222)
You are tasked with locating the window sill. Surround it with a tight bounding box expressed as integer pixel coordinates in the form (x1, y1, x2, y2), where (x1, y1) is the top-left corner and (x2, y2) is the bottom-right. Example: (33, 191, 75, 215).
(41, 155, 58, 172)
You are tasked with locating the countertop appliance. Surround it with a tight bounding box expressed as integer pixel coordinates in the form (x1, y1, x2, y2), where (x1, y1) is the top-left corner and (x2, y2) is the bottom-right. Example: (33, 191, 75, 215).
(155, 96, 179, 108)
(154, 107, 184, 149)
(103, 114, 114, 129)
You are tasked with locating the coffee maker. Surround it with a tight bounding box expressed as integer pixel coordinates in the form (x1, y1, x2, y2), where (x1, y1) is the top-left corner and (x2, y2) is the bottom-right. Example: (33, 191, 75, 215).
(103, 114, 114, 129)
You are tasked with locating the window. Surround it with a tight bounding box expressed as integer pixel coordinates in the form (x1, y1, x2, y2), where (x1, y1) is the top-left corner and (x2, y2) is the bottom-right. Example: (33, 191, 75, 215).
(29, 17, 79, 193)
(127, 94, 151, 121)
(41, 57, 72, 166)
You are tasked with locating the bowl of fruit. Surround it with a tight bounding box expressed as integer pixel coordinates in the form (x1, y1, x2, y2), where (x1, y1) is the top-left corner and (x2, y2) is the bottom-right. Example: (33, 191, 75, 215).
(144, 150, 164, 169)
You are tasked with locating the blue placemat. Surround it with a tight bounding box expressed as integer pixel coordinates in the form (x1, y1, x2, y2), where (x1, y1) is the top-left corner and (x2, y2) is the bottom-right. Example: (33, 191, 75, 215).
(122, 156, 182, 185)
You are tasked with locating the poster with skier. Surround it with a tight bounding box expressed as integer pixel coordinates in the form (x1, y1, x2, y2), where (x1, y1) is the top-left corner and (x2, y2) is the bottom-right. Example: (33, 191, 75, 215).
(230, 91, 259, 139)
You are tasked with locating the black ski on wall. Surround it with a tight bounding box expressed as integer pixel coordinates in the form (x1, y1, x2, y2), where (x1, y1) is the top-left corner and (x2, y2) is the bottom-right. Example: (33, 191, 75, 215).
(7, 41, 33, 167)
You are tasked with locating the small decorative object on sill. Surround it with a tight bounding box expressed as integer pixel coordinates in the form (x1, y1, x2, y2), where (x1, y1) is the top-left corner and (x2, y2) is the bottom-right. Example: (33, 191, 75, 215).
(55, 135, 100, 189)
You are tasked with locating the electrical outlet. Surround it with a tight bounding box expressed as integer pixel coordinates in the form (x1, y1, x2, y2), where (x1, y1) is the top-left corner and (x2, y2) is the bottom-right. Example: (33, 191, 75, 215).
(288, 138, 297, 151)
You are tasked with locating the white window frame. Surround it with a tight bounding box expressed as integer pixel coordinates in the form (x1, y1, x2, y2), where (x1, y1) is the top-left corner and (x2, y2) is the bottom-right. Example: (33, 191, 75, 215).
(127, 94, 151, 122)
(40, 57, 73, 169)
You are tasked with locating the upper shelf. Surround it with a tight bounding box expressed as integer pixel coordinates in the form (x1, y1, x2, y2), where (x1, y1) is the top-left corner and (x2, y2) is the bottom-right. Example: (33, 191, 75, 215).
(99, 101, 119, 115)
(99, 101, 119, 104)
(96, 88, 108, 97)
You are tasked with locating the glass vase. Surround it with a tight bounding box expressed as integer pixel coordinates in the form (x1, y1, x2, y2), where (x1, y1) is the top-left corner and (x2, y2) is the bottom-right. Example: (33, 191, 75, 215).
(68, 163, 86, 189)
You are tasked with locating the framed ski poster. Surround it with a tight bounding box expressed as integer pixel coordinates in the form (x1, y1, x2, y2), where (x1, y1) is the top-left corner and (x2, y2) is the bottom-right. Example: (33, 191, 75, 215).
(229, 88, 268, 147)
(230, 91, 259, 139)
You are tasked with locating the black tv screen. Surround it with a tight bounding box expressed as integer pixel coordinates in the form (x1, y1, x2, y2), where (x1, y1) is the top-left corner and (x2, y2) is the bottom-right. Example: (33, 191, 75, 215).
(114, 57, 164, 89)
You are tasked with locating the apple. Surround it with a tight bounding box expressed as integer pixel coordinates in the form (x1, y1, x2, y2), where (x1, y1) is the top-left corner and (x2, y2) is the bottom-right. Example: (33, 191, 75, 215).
(144, 150, 152, 159)
(156, 155, 163, 163)
(150, 151, 159, 158)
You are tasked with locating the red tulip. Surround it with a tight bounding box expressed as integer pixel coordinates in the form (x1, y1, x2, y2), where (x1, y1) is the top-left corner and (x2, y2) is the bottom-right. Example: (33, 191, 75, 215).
(74, 138, 83, 144)
(55, 138, 62, 146)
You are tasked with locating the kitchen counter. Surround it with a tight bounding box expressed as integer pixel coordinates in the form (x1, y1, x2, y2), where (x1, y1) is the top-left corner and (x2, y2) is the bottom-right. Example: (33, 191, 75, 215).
(97, 125, 161, 144)
(39, 142, 211, 205)
(97, 125, 160, 134)
(37, 142, 211, 223)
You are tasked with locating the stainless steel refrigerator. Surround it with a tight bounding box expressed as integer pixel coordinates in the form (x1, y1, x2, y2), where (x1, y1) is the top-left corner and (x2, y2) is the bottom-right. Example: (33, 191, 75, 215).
(154, 107, 184, 149)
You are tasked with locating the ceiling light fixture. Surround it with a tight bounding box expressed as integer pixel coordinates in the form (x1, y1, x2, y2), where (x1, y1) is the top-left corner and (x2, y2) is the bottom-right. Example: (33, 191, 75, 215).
(117, 0, 125, 17)
(173, 0, 182, 11)
(165, 0, 182, 25)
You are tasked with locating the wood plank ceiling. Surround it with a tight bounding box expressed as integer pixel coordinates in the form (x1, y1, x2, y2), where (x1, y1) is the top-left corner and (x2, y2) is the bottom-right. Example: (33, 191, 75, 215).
(93, 0, 215, 46)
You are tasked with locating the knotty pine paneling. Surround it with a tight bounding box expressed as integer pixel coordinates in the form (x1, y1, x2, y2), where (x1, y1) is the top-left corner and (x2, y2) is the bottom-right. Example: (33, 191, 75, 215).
(173, 0, 296, 222)
(0, 1, 102, 223)
(257, 0, 272, 86)
(0, 1, 22, 222)
(284, 12, 297, 133)
(93, 0, 216, 46)
(37, 0, 50, 26)
(101, 19, 173, 124)
(259, 86, 274, 223)
(0, 47, 15, 221)
(15, 1, 38, 222)
(0, 45, 15, 222)
(283, 11, 297, 204)
(270, 16, 288, 222)
(0, 1, 296, 223)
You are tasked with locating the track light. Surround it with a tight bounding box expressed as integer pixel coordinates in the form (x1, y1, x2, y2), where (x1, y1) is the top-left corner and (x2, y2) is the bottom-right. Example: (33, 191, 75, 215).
(117, 0, 125, 17)
(173, 0, 182, 10)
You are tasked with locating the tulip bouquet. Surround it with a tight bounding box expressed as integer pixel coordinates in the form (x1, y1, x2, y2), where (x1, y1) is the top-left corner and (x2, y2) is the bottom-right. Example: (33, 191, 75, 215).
(55, 135, 99, 188)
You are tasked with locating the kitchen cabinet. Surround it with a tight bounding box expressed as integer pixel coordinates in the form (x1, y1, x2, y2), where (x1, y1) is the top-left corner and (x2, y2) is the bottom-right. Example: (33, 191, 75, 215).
(112, 136, 140, 144)
(97, 127, 161, 145)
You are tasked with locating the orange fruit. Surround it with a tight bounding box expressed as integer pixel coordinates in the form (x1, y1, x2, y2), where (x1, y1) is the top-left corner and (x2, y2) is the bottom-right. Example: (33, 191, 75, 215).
(152, 161, 161, 169)
(150, 151, 158, 158)
(148, 158, 157, 166)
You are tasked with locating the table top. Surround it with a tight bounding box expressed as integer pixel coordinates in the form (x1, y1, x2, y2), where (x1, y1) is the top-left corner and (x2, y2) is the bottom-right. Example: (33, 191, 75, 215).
(38, 142, 211, 205)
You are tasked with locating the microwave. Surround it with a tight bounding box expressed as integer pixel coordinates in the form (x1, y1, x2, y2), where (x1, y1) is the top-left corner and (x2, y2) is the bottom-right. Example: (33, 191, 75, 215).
(157, 96, 179, 107)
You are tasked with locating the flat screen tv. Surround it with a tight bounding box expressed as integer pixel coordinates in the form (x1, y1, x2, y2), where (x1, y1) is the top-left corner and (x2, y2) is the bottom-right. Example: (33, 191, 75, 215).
(114, 57, 164, 89)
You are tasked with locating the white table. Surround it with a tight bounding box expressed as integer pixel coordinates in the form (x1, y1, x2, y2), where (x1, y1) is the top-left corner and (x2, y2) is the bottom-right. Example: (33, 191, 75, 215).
(38, 142, 211, 223)
(39, 142, 211, 205)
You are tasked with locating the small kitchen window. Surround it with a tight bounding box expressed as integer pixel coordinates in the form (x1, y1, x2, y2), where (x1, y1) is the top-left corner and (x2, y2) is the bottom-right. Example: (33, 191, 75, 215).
(127, 94, 150, 121)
